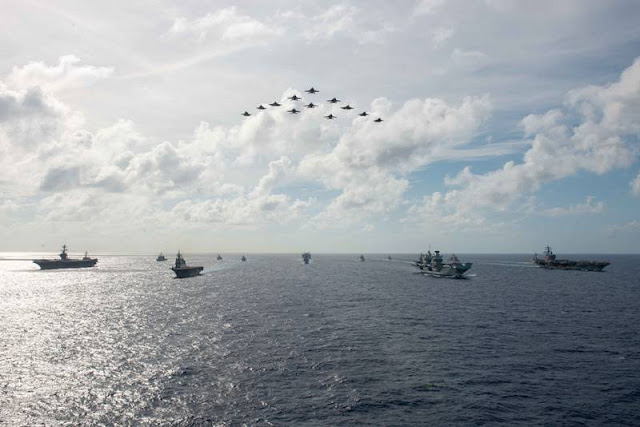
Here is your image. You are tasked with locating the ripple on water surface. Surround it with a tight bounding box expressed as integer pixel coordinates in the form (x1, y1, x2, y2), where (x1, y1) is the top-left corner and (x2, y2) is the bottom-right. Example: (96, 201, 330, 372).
(1, 253, 640, 425)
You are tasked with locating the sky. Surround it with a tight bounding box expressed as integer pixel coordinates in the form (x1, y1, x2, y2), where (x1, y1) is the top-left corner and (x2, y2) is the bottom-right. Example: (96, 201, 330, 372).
(1, 0, 639, 254)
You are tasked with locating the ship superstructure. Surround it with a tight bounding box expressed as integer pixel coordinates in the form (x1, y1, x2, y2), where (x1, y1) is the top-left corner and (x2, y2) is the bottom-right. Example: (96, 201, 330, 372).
(415, 250, 472, 278)
(171, 251, 203, 278)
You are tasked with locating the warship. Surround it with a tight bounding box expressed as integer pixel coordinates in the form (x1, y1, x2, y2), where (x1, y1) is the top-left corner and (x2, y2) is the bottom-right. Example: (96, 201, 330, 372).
(171, 251, 203, 278)
(415, 250, 472, 278)
(532, 246, 610, 271)
(156, 252, 167, 261)
(217, 254, 223, 261)
(302, 252, 311, 264)
(241, 255, 247, 262)
(33, 245, 97, 270)
(360, 255, 365, 262)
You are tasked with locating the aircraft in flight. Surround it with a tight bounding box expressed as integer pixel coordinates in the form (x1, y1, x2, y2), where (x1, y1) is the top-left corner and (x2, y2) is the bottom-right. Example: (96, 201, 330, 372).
(324, 113, 337, 119)
(305, 87, 319, 94)
(327, 97, 340, 103)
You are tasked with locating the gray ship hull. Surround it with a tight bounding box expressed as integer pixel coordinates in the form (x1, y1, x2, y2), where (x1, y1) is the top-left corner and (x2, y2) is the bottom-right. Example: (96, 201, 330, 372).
(172, 266, 203, 278)
(533, 259, 609, 271)
(33, 259, 97, 269)
(419, 263, 472, 279)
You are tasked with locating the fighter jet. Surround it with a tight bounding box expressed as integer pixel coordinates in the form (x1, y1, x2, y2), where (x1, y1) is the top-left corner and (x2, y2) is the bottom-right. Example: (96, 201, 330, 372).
(304, 102, 317, 108)
(242, 111, 251, 117)
(269, 101, 281, 107)
(288, 94, 302, 101)
(288, 108, 301, 114)
(324, 114, 337, 119)
(374, 117, 383, 122)
(327, 97, 340, 103)
(256, 105, 266, 110)
(359, 111, 369, 117)
(341, 105, 354, 110)
(305, 87, 319, 94)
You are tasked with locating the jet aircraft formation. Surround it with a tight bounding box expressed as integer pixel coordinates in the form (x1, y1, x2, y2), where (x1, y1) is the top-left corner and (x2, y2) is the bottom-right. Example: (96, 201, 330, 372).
(241, 87, 383, 123)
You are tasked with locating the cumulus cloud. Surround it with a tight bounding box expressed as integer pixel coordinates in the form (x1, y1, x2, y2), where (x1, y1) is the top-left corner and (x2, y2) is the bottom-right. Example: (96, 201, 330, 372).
(415, 56, 640, 226)
(631, 172, 640, 197)
(8, 55, 112, 92)
(169, 6, 283, 44)
(540, 196, 604, 216)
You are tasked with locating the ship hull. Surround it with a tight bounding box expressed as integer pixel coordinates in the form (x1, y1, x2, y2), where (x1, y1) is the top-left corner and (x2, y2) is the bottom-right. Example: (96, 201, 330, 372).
(33, 259, 98, 269)
(418, 263, 473, 279)
(171, 266, 203, 278)
(533, 259, 609, 272)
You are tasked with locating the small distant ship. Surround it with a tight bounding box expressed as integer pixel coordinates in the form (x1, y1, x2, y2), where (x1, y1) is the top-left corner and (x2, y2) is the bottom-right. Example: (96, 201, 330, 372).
(171, 251, 203, 278)
(388, 255, 392, 260)
(241, 255, 247, 262)
(33, 245, 98, 270)
(302, 252, 311, 264)
(156, 252, 167, 261)
(217, 254, 223, 261)
(360, 255, 365, 262)
(415, 250, 472, 278)
(532, 246, 610, 272)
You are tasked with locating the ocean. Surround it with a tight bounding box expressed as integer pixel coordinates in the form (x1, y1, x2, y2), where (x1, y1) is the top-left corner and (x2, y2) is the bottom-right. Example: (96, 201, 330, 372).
(1, 253, 639, 425)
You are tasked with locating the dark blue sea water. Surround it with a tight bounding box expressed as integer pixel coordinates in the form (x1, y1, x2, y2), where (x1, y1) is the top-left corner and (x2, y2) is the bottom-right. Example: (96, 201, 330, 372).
(1, 253, 639, 425)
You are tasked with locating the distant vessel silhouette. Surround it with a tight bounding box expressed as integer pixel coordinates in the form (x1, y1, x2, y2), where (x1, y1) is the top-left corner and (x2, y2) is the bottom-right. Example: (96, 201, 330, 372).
(302, 252, 311, 264)
(33, 245, 97, 270)
(241, 255, 247, 262)
(171, 251, 203, 278)
(156, 252, 167, 261)
(217, 254, 223, 261)
(532, 246, 609, 271)
(360, 255, 365, 262)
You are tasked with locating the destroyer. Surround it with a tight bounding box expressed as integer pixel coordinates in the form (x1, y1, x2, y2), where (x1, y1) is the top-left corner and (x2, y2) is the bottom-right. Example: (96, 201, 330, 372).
(156, 252, 167, 261)
(533, 246, 609, 271)
(302, 252, 311, 264)
(171, 251, 203, 278)
(33, 245, 97, 270)
(415, 250, 472, 278)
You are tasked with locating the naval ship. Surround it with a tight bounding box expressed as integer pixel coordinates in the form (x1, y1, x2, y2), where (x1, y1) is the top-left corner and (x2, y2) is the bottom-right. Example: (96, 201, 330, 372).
(532, 246, 610, 271)
(156, 252, 167, 261)
(171, 251, 203, 278)
(302, 252, 311, 264)
(415, 250, 472, 278)
(33, 245, 98, 269)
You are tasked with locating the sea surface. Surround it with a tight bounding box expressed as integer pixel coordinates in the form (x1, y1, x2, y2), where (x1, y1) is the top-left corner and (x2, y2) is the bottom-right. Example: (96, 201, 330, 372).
(1, 253, 639, 425)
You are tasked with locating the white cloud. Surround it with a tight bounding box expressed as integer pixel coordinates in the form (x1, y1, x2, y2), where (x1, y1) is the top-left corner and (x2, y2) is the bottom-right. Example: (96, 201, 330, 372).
(414, 0, 446, 16)
(8, 55, 112, 92)
(540, 196, 604, 216)
(451, 48, 490, 69)
(631, 172, 640, 197)
(417, 56, 640, 226)
(169, 7, 283, 44)
(304, 5, 358, 41)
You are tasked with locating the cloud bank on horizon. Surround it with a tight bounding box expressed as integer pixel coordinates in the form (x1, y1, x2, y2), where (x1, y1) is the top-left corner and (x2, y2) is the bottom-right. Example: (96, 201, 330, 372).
(0, 0, 639, 253)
